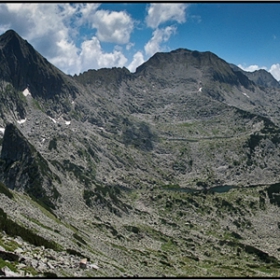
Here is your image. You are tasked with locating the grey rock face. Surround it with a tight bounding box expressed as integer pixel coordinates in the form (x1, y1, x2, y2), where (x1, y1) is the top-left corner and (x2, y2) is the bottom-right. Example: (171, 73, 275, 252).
(231, 64, 280, 88)
(0, 30, 79, 100)
(1, 123, 33, 165)
(0, 123, 60, 208)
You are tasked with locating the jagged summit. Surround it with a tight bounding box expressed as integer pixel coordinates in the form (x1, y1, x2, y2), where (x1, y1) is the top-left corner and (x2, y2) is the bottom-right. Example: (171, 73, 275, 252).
(74, 66, 132, 86)
(1, 29, 21, 36)
(0, 29, 28, 48)
(245, 69, 280, 88)
(0, 29, 25, 42)
(0, 29, 78, 100)
(230, 64, 280, 89)
(0, 29, 40, 77)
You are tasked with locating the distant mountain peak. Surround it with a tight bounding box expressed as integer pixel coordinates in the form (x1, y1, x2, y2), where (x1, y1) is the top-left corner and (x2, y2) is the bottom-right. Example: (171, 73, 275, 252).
(134, 48, 253, 90)
(230, 64, 280, 89)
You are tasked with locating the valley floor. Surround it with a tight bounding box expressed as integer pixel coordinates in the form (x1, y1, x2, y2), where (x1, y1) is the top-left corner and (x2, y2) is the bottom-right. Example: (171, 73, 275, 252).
(1, 183, 280, 277)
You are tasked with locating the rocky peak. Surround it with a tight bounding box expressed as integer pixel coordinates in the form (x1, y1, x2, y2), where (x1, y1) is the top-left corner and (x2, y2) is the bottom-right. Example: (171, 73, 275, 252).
(0, 29, 78, 100)
(0, 29, 29, 55)
(246, 69, 279, 89)
(230, 64, 280, 89)
(135, 48, 253, 89)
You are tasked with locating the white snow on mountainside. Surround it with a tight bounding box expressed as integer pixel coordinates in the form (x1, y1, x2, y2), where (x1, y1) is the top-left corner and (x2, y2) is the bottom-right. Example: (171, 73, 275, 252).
(23, 87, 31, 97)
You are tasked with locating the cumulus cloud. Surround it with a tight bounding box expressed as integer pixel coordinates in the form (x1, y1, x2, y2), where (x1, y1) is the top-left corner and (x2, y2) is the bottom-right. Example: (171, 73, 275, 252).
(144, 26, 176, 56)
(126, 42, 134, 51)
(0, 3, 190, 75)
(0, 4, 56, 40)
(0, 3, 132, 75)
(60, 3, 100, 27)
(269, 64, 280, 81)
(79, 37, 127, 73)
(146, 3, 187, 29)
(48, 39, 80, 75)
(127, 51, 145, 73)
(91, 10, 134, 44)
(0, 3, 82, 73)
(238, 64, 267, 72)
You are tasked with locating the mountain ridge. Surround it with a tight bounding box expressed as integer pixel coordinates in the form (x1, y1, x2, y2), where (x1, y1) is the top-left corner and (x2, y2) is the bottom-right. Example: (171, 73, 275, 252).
(2, 29, 280, 191)
(230, 63, 280, 88)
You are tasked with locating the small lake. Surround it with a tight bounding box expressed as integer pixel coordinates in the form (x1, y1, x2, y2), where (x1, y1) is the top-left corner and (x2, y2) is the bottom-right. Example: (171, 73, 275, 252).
(208, 185, 237, 193)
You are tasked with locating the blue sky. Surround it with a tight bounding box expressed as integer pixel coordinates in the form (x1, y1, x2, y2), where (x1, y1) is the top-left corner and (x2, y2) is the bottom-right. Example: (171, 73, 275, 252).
(0, 3, 280, 80)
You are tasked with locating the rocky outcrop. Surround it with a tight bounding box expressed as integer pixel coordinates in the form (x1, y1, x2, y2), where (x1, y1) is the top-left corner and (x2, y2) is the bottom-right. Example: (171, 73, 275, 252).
(0, 29, 79, 100)
(0, 249, 19, 262)
(1, 123, 35, 167)
(0, 123, 60, 210)
(0, 233, 100, 277)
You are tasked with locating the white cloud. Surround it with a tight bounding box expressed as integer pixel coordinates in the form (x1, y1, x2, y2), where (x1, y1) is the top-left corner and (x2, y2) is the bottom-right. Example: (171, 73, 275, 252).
(92, 10, 134, 44)
(0, 3, 131, 75)
(0, 3, 80, 72)
(126, 42, 134, 51)
(146, 3, 187, 29)
(144, 26, 176, 56)
(49, 39, 80, 75)
(79, 37, 127, 72)
(0, 3, 186, 76)
(127, 51, 145, 73)
(269, 64, 280, 81)
(238, 64, 267, 72)
(77, 3, 101, 21)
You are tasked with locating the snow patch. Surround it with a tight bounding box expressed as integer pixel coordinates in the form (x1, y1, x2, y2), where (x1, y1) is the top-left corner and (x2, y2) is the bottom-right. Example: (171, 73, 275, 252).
(41, 138, 46, 145)
(65, 121, 71, 125)
(23, 88, 31, 97)
(48, 116, 57, 124)
(242, 92, 250, 98)
(198, 87, 203, 92)
(17, 118, 26, 124)
(0, 128, 5, 135)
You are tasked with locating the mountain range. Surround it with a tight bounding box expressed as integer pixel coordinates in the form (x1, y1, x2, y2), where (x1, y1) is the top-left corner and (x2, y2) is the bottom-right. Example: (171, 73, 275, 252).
(1, 29, 280, 277)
